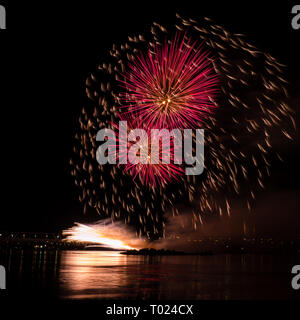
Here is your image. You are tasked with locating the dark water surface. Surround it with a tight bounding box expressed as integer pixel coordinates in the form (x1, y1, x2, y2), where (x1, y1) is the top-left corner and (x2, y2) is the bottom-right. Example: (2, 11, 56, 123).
(0, 249, 299, 300)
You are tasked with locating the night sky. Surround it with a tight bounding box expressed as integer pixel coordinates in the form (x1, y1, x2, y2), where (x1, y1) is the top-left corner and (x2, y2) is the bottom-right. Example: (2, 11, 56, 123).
(1, 1, 299, 233)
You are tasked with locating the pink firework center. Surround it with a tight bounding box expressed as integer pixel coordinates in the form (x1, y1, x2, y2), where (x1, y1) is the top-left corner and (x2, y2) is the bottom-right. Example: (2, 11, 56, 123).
(120, 34, 219, 129)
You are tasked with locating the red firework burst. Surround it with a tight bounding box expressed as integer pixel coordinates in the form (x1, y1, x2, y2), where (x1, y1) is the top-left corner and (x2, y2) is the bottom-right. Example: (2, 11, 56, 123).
(120, 33, 219, 129)
(112, 116, 184, 187)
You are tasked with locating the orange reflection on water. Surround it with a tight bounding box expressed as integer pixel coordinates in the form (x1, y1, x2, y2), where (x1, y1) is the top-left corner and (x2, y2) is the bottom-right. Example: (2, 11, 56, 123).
(59, 251, 131, 299)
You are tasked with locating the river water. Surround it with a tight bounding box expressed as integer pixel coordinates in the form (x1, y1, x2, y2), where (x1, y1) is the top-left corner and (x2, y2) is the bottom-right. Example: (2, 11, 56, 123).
(1, 249, 299, 300)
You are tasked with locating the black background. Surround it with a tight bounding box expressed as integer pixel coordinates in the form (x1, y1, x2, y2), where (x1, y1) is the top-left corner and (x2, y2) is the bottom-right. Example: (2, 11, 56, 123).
(1, 1, 299, 232)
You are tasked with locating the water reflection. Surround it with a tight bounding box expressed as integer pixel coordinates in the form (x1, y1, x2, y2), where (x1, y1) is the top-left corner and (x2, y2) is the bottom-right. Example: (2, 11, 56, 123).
(0, 248, 60, 292)
(59, 251, 127, 299)
(0, 249, 299, 299)
(58, 251, 299, 300)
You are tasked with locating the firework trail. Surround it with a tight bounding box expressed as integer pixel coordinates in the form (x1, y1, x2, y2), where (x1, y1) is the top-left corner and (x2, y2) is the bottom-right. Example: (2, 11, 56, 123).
(70, 14, 295, 238)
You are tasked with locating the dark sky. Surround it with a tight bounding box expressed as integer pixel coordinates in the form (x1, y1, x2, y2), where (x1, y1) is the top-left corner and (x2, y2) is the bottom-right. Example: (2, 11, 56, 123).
(1, 1, 299, 233)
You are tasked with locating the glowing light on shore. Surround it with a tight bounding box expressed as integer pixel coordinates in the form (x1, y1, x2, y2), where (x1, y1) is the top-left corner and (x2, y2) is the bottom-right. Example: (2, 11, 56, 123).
(63, 220, 146, 250)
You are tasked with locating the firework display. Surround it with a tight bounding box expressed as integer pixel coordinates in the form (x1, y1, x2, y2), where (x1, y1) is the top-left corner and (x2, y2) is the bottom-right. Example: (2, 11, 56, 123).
(70, 14, 294, 239)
